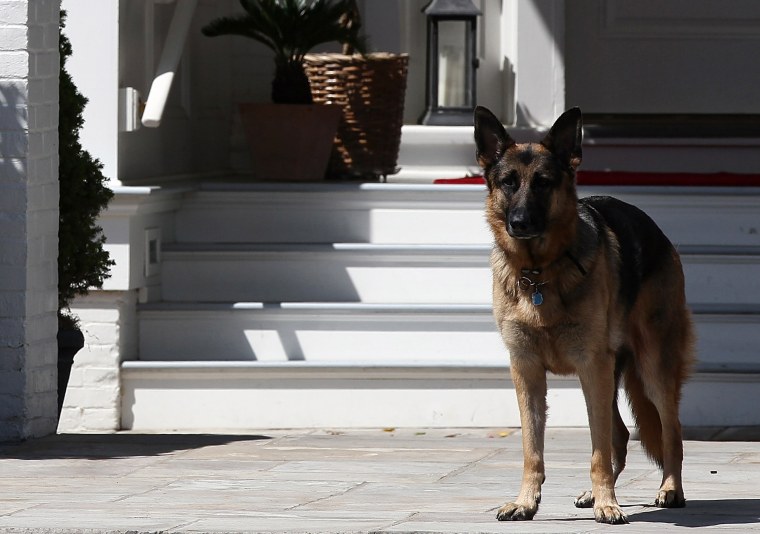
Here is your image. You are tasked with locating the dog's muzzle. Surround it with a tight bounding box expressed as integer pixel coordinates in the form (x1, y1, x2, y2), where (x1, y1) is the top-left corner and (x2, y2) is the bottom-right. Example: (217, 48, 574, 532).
(507, 208, 541, 239)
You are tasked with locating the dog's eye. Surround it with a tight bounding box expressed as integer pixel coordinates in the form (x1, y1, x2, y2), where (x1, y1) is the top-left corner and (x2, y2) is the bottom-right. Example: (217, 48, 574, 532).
(533, 174, 552, 189)
(500, 170, 518, 190)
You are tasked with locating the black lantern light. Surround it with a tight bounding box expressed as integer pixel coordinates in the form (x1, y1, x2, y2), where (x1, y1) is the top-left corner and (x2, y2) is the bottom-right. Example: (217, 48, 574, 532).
(420, 0, 482, 125)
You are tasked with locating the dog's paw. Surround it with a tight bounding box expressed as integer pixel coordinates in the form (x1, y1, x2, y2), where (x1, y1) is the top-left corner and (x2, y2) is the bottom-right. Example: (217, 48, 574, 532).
(496, 502, 537, 521)
(655, 489, 686, 508)
(574, 490, 594, 508)
(594, 503, 629, 524)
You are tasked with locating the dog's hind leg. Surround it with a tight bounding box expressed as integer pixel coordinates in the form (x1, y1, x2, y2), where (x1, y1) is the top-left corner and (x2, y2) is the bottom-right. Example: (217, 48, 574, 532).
(630, 256, 693, 507)
(628, 353, 687, 507)
(654, 395, 686, 507)
(656, 314, 692, 507)
(634, 315, 691, 508)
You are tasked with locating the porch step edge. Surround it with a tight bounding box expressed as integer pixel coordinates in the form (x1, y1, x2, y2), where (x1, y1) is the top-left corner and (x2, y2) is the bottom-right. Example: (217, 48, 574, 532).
(138, 301, 760, 316)
(122, 360, 760, 378)
(162, 242, 760, 257)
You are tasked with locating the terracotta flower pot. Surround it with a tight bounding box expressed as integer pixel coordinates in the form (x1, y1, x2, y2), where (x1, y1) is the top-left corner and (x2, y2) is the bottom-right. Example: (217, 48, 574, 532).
(239, 103, 342, 182)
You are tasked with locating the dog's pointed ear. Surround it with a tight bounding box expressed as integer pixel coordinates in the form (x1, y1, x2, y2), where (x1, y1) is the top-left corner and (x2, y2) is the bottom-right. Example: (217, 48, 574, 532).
(474, 106, 515, 169)
(541, 107, 583, 169)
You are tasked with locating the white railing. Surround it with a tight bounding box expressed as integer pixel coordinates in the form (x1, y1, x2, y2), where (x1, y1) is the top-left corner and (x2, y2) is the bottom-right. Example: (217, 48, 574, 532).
(141, 0, 197, 128)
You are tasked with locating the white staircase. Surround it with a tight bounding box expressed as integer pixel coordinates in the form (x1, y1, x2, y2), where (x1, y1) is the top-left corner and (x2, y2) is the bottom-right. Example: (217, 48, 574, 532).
(122, 183, 760, 430)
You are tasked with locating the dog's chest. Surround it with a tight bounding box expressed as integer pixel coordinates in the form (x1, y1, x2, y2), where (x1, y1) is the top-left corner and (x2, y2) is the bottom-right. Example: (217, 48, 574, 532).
(501, 316, 590, 374)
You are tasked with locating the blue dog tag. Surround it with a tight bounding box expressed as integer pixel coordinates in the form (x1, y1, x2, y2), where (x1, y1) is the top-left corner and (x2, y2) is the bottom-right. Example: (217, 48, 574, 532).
(532, 289, 544, 306)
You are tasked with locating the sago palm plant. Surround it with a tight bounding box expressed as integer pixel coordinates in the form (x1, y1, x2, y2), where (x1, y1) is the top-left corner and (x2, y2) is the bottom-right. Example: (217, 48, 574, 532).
(202, 0, 364, 104)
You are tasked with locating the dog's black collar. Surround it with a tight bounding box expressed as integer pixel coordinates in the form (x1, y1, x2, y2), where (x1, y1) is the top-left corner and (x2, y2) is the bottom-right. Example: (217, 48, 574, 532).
(519, 251, 587, 306)
(521, 250, 587, 279)
(565, 250, 587, 276)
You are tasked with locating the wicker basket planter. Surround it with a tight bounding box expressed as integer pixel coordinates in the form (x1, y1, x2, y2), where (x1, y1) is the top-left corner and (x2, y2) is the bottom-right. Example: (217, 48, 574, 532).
(304, 53, 409, 180)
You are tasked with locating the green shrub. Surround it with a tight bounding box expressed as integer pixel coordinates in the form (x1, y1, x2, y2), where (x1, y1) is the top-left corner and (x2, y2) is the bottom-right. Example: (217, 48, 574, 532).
(58, 12, 114, 324)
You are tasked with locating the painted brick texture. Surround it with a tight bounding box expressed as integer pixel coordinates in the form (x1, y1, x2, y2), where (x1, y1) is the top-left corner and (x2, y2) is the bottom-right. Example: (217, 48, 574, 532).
(58, 291, 137, 432)
(0, 0, 59, 441)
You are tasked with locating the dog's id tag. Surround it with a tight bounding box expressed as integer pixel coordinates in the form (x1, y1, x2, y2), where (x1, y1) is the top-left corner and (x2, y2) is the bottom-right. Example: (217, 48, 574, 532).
(532, 288, 544, 306)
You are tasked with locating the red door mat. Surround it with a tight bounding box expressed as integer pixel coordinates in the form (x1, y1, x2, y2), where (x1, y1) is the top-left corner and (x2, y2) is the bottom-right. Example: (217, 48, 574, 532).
(434, 172, 760, 186)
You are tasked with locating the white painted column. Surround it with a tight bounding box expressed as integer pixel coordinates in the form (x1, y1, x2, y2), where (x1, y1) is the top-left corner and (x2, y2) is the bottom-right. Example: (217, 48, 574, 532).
(60, 0, 119, 185)
(502, 0, 566, 127)
(0, 0, 60, 441)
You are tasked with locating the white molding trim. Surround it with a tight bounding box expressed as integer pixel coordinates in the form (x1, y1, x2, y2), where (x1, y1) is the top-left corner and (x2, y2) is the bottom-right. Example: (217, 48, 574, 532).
(602, 1, 760, 40)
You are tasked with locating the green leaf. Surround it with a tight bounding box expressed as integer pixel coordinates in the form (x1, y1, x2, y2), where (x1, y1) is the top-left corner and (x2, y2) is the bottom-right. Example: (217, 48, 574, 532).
(201, 0, 365, 103)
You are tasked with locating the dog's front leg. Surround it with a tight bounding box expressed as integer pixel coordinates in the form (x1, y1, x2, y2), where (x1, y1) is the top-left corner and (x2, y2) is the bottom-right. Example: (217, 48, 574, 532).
(578, 357, 628, 524)
(497, 358, 547, 521)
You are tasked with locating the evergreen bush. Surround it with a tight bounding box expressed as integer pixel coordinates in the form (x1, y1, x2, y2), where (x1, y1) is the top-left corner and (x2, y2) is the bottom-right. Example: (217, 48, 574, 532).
(58, 12, 114, 325)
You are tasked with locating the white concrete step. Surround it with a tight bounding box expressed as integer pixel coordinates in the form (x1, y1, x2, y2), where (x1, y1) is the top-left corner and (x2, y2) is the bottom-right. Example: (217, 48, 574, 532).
(681, 248, 760, 306)
(120, 361, 576, 429)
(173, 183, 760, 247)
(696, 305, 760, 368)
(160, 243, 760, 306)
(174, 183, 490, 245)
(137, 302, 760, 367)
(138, 303, 505, 363)
(120, 360, 760, 430)
(161, 244, 491, 303)
(126, 182, 760, 432)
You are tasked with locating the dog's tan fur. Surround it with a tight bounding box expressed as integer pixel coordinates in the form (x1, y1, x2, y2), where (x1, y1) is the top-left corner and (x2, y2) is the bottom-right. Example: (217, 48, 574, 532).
(475, 106, 695, 524)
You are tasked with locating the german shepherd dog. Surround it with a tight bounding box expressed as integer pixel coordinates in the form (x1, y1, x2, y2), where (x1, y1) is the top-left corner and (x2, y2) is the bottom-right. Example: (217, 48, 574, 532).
(474, 106, 695, 524)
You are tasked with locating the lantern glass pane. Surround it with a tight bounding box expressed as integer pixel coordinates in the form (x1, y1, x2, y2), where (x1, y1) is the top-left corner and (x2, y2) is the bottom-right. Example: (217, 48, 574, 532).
(437, 21, 467, 107)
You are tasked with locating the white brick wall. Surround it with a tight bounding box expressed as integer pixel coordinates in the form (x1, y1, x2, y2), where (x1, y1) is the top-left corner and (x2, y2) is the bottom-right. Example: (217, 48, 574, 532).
(54, 187, 181, 432)
(0, 0, 59, 441)
(58, 290, 137, 433)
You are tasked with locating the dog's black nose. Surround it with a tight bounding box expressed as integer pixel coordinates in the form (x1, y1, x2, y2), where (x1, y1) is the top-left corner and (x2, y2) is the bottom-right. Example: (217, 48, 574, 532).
(509, 208, 532, 233)
(508, 208, 534, 237)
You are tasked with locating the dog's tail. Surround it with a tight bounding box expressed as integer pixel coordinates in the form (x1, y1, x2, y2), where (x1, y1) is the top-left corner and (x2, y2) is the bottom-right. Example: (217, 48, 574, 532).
(622, 367, 664, 468)
(620, 327, 694, 468)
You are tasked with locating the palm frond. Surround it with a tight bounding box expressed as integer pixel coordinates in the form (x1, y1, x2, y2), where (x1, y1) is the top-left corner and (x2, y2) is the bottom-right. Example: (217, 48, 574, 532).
(203, 0, 363, 63)
(201, 14, 280, 55)
(202, 0, 366, 103)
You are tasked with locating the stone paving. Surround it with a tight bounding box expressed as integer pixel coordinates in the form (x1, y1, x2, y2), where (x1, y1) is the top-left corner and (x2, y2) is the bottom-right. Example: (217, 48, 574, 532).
(0, 428, 758, 533)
